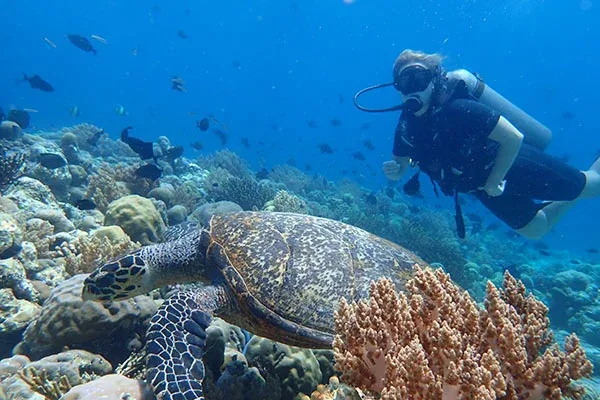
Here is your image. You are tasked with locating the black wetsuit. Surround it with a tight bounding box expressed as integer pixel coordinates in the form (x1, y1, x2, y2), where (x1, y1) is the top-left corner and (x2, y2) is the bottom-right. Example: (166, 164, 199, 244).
(393, 98, 586, 230)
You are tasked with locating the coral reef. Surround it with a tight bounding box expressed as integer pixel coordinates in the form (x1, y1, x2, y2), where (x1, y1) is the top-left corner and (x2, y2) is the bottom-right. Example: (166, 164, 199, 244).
(0, 148, 25, 193)
(209, 175, 276, 210)
(104, 195, 166, 244)
(0, 350, 111, 400)
(15, 274, 156, 364)
(61, 374, 154, 400)
(263, 190, 308, 214)
(333, 266, 592, 399)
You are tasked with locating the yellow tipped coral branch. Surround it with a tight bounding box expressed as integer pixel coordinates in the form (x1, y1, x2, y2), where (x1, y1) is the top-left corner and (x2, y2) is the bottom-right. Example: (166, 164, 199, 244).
(333, 266, 593, 400)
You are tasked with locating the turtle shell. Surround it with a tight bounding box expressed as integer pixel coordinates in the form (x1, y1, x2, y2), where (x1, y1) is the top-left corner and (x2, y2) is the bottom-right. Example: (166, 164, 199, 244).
(206, 211, 426, 345)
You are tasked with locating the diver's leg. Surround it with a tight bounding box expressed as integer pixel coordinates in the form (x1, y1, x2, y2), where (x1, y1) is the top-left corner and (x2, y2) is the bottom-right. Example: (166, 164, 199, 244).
(517, 158, 600, 239)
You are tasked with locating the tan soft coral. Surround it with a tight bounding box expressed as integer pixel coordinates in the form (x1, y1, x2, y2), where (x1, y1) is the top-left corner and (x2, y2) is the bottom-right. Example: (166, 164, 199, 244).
(333, 266, 592, 400)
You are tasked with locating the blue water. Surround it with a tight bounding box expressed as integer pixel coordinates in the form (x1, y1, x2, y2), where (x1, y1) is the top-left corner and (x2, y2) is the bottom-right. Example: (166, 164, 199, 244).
(1, 0, 598, 251)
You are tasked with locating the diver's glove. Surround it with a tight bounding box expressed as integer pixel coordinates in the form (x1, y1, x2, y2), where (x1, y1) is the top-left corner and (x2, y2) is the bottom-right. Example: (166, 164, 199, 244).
(479, 180, 506, 197)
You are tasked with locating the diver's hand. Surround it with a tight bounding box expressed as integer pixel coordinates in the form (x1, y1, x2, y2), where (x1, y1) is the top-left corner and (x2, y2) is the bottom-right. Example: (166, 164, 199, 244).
(383, 160, 403, 181)
(479, 180, 506, 197)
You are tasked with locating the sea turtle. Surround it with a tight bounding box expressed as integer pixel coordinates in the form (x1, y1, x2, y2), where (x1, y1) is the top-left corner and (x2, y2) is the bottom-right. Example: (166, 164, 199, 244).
(82, 211, 426, 400)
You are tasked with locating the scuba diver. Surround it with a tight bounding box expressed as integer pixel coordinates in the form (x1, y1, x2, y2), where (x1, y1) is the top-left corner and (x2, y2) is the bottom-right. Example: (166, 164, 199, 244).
(354, 49, 600, 239)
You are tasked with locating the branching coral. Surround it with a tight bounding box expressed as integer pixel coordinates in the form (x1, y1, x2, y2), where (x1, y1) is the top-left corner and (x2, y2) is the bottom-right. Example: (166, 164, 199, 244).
(210, 175, 276, 210)
(59, 231, 140, 276)
(333, 266, 593, 400)
(263, 190, 308, 214)
(0, 149, 25, 193)
(19, 368, 72, 400)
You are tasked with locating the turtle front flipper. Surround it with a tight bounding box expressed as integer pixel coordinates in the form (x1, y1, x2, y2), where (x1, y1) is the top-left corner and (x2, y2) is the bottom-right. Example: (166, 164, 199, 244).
(146, 289, 211, 400)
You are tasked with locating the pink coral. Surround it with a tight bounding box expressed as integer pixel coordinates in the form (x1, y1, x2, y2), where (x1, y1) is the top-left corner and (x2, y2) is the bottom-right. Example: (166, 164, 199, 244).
(333, 266, 592, 400)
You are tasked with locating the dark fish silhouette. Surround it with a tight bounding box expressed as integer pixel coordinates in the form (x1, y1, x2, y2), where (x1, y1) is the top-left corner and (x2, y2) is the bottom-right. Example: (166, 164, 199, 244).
(385, 186, 395, 199)
(365, 192, 377, 206)
(190, 141, 203, 151)
(75, 199, 96, 210)
(87, 129, 105, 146)
(304, 164, 312, 171)
(0, 106, 4, 121)
(240, 137, 250, 148)
(0, 243, 22, 260)
(7, 109, 30, 129)
(307, 120, 318, 128)
(360, 123, 370, 131)
(352, 151, 365, 161)
(362, 139, 375, 151)
(171, 76, 186, 92)
(318, 143, 334, 154)
(587, 248, 599, 254)
(212, 128, 228, 146)
(67, 34, 97, 54)
(539, 249, 551, 256)
(23, 73, 54, 92)
(256, 168, 269, 180)
(135, 164, 162, 180)
(561, 111, 575, 120)
(39, 153, 67, 169)
(232, 60, 243, 70)
(330, 118, 342, 127)
(177, 29, 188, 39)
(164, 145, 184, 162)
(197, 118, 209, 131)
(338, 94, 344, 104)
(121, 126, 155, 160)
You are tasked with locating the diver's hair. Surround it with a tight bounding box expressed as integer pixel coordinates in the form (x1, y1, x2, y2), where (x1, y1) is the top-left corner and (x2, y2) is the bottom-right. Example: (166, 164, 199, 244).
(392, 49, 444, 77)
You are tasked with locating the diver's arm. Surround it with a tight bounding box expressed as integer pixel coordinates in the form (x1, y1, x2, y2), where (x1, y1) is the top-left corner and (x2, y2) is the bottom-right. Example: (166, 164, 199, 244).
(481, 116, 524, 196)
(383, 156, 410, 181)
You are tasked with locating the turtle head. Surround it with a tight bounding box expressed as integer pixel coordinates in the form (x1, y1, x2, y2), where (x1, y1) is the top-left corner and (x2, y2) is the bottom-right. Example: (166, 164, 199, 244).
(82, 251, 154, 301)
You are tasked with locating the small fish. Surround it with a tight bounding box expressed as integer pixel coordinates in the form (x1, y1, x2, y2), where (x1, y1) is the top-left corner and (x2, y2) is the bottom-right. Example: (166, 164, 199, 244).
(256, 168, 269, 180)
(164, 145, 184, 162)
(44, 37, 57, 48)
(587, 248, 599, 254)
(87, 129, 105, 146)
(177, 29, 188, 39)
(115, 104, 128, 116)
(307, 120, 318, 128)
(39, 153, 67, 169)
(0, 243, 22, 260)
(330, 118, 342, 127)
(539, 249, 551, 256)
(561, 111, 575, 120)
(385, 186, 395, 199)
(213, 128, 228, 146)
(75, 199, 96, 210)
(240, 137, 250, 148)
(360, 122, 370, 131)
(69, 105, 80, 117)
(304, 163, 312, 171)
(67, 34, 97, 54)
(570, 259, 581, 265)
(91, 34, 108, 44)
(197, 118, 209, 131)
(338, 94, 344, 104)
(7, 109, 31, 129)
(318, 143, 334, 154)
(232, 60, 242, 70)
(135, 164, 162, 181)
(365, 192, 377, 206)
(121, 126, 155, 160)
(131, 47, 139, 56)
(171, 76, 187, 92)
(352, 151, 365, 161)
(190, 141, 204, 151)
(22, 73, 54, 92)
(362, 139, 375, 150)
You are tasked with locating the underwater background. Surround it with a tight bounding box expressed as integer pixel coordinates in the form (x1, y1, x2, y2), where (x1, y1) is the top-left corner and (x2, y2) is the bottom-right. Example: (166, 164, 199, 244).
(1, 0, 600, 399)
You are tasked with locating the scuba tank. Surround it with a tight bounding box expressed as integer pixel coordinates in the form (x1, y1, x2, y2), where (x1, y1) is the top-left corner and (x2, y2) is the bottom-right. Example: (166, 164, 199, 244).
(446, 69, 552, 151)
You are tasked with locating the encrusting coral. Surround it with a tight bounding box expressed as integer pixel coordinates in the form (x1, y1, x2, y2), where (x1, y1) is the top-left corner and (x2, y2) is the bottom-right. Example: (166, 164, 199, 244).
(333, 266, 593, 400)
